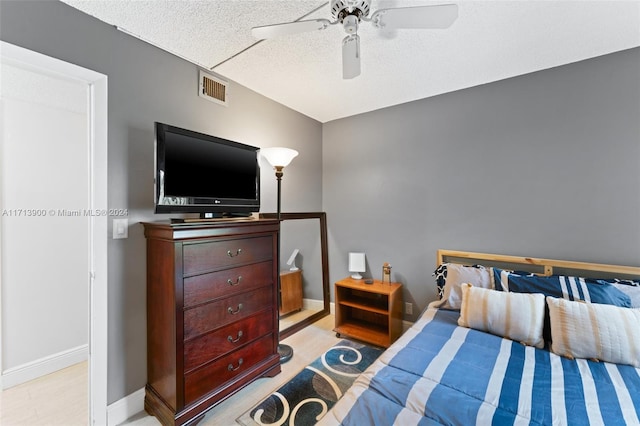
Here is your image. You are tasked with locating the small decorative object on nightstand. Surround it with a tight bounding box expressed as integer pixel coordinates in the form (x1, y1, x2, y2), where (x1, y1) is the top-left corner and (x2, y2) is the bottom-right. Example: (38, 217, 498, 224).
(334, 277, 403, 348)
(382, 262, 392, 284)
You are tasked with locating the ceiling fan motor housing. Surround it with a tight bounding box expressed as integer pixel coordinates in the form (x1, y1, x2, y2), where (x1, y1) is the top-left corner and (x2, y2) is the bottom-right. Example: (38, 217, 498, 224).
(331, 0, 371, 22)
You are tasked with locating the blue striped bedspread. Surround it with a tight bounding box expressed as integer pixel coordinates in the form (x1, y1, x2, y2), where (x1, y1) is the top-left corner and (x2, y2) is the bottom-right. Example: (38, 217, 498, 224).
(318, 306, 640, 425)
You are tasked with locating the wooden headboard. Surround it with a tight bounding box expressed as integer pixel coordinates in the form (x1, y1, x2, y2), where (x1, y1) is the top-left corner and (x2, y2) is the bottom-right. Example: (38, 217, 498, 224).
(437, 249, 640, 280)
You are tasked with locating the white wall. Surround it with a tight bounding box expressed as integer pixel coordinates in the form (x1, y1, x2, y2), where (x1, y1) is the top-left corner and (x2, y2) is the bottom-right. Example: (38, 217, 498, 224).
(1, 61, 89, 384)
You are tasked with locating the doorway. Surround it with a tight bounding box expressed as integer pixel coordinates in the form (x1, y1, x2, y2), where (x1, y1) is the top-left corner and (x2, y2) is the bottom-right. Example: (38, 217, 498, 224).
(0, 41, 108, 424)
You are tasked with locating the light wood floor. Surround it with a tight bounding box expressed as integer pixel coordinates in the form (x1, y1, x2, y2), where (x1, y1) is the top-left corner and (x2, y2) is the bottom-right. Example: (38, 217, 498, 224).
(125, 314, 340, 425)
(0, 361, 88, 425)
(0, 315, 339, 426)
(279, 306, 323, 330)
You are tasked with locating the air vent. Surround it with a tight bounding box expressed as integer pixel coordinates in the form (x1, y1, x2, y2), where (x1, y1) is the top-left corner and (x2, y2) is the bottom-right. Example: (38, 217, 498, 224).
(199, 70, 228, 106)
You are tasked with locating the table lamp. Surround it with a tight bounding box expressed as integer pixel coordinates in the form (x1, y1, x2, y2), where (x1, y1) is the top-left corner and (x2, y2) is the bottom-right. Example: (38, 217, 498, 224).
(349, 252, 366, 279)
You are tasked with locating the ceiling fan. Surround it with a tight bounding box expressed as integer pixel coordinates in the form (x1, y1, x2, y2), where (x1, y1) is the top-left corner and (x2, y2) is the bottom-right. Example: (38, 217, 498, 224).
(251, 0, 458, 79)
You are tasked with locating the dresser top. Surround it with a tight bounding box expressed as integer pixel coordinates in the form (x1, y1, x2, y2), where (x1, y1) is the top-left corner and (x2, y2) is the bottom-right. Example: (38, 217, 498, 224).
(142, 218, 279, 241)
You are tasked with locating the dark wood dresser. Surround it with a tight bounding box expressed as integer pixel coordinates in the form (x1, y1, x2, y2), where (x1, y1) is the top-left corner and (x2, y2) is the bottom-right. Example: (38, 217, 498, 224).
(142, 219, 281, 426)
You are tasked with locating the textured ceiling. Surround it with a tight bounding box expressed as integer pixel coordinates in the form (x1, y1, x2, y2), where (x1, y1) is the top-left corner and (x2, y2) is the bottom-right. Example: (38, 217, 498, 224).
(61, 0, 640, 123)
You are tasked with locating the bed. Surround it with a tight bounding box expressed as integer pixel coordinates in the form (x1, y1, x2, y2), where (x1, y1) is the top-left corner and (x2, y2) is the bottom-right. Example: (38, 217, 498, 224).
(318, 250, 640, 425)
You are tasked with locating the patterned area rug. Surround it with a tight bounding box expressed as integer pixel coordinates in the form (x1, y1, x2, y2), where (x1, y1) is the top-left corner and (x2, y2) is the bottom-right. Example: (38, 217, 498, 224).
(236, 339, 383, 426)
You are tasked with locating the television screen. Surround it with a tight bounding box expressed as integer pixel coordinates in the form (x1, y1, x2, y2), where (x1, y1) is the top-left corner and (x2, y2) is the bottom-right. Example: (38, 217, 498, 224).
(154, 122, 260, 215)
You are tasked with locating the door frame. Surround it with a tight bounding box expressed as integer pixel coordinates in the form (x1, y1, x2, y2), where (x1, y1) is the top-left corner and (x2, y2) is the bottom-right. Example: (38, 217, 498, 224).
(0, 41, 108, 425)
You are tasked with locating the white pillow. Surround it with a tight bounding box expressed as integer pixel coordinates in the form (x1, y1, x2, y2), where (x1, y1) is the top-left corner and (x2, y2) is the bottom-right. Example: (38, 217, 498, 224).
(458, 283, 546, 348)
(547, 296, 640, 367)
(439, 264, 492, 309)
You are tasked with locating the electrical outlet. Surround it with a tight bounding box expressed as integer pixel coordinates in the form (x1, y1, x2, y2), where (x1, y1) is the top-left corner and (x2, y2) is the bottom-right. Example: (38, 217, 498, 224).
(405, 302, 413, 315)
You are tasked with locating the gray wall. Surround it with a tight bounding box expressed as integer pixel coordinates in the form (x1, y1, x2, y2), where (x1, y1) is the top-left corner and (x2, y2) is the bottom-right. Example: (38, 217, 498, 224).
(323, 48, 640, 321)
(0, 0, 322, 403)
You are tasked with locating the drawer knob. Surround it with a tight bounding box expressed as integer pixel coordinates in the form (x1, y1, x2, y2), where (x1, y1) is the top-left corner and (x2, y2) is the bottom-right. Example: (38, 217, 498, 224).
(228, 358, 243, 372)
(227, 303, 243, 315)
(227, 276, 242, 286)
(227, 330, 244, 343)
(227, 248, 242, 257)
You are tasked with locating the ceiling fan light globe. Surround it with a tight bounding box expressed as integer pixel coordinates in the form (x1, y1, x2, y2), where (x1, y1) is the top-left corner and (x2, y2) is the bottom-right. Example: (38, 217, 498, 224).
(343, 15, 359, 34)
(342, 34, 361, 79)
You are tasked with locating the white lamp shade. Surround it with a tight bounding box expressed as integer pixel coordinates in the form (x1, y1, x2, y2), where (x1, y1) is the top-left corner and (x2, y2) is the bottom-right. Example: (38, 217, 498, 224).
(260, 147, 299, 168)
(348, 252, 366, 279)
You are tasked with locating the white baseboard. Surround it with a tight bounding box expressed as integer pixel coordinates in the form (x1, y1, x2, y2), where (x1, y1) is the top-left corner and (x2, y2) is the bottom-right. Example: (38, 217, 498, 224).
(1, 344, 88, 390)
(302, 298, 323, 311)
(107, 387, 145, 426)
(302, 298, 335, 315)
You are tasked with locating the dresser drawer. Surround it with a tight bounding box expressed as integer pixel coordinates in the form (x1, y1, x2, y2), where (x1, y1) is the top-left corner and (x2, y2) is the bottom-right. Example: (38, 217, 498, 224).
(183, 236, 273, 275)
(184, 334, 274, 405)
(183, 286, 273, 341)
(183, 261, 273, 308)
(183, 309, 273, 373)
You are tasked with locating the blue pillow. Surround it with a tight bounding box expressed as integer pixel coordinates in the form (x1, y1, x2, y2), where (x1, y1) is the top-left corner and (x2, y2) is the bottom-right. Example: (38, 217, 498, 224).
(492, 268, 632, 307)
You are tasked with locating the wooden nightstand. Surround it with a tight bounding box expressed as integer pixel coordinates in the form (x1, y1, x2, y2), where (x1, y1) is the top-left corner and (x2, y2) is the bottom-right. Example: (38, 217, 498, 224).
(334, 277, 403, 348)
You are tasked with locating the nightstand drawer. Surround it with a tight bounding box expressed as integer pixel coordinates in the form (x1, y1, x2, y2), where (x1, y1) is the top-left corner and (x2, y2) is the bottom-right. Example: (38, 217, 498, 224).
(183, 334, 274, 405)
(183, 236, 272, 275)
(183, 261, 273, 308)
(183, 286, 273, 341)
(183, 309, 273, 373)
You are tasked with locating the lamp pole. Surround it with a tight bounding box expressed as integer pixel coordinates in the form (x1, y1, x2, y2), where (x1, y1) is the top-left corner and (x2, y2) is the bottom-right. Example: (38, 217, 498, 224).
(275, 165, 293, 363)
(275, 166, 283, 221)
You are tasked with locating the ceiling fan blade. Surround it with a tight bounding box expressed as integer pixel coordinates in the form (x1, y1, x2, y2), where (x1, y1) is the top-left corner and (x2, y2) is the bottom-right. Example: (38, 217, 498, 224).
(342, 34, 361, 79)
(251, 19, 332, 40)
(372, 4, 458, 30)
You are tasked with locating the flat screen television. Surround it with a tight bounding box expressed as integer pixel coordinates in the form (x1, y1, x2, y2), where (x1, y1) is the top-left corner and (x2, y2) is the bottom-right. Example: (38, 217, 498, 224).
(154, 122, 260, 216)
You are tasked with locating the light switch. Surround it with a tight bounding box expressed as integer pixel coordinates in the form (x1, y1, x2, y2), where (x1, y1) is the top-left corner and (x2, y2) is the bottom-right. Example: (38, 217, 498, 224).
(113, 218, 128, 239)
